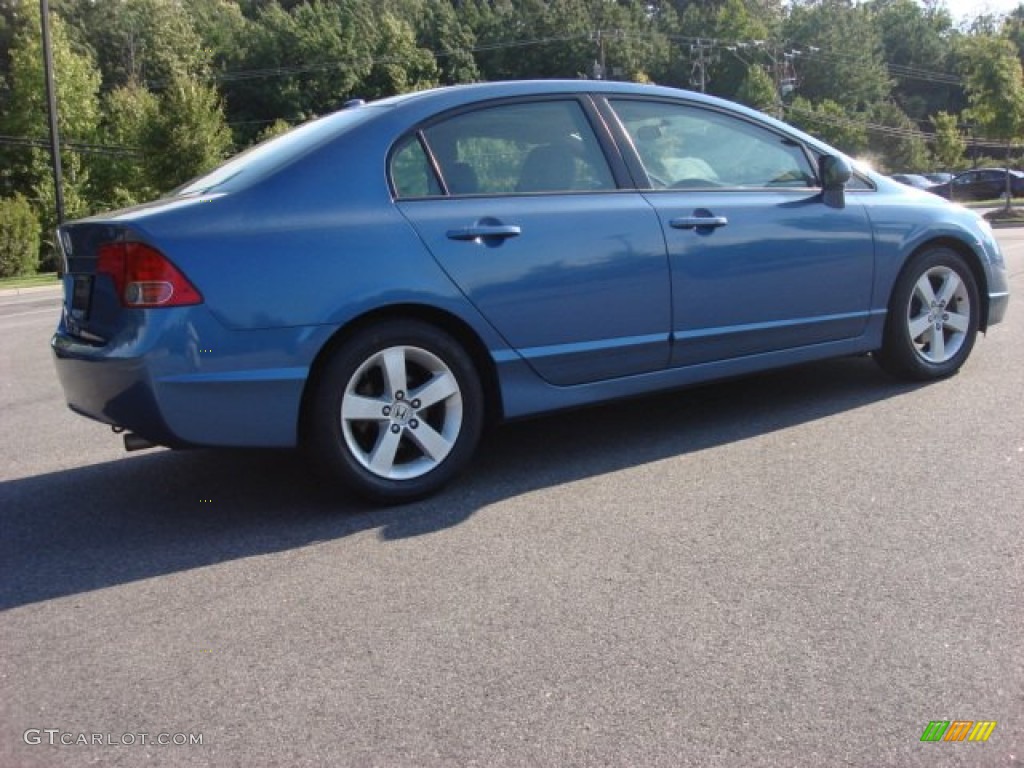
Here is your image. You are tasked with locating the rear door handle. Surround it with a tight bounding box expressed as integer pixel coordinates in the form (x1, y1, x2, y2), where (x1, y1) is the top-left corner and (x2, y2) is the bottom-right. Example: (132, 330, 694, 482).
(447, 225, 522, 241)
(670, 216, 728, 230)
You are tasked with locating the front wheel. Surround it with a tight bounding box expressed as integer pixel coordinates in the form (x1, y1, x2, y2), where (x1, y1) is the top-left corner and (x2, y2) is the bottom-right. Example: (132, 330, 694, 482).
(305, 320, 484, 503)
(874, 247, 980, 381)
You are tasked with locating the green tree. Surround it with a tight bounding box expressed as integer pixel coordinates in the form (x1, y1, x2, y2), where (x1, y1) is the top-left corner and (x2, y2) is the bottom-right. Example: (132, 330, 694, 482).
(867, 101, 930, 172)
(674, 0, 778, 98)
(735, 63, 778, 114)
(586, 0, 672, 84)
(0, 0, 101, 266)
(1003, 5, 1024, 63)
(959, 34, 1024, 207)
(786, 96, 868, 155)
(71, 0, 211, 90)
(253, 117, 293, 144)
(426, 1, 478, 84)
(144, 75, 233, 192)
(223, 0, 376, 142)
(930, 110, 966, 169)
(91, 84, 161, 208)
(0, 194, 40, 277)
(183, 0, 250, 75)
(1, 0, 102, 170)
(869, 0, 959, 121)
(0, 3, 16, 85)
(382, 0, 479, 85)
(784, 0, 892, 112)
(471, 0, 595, 80)
(360, 12, 438, 99)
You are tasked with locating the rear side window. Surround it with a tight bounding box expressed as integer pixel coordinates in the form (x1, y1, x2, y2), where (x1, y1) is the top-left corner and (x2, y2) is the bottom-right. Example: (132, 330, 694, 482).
(394, 100, 615, 198)
(609, 99, 816, 190)
(391, 136, 441, 198)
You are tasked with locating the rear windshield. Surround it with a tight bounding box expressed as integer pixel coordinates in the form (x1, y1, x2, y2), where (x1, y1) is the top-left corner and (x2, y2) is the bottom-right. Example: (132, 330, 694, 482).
(174, 106, 381, 196)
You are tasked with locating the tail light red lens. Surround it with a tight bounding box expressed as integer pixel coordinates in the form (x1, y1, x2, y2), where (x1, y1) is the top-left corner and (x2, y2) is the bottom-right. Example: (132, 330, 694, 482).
(96, 242, 202, 308)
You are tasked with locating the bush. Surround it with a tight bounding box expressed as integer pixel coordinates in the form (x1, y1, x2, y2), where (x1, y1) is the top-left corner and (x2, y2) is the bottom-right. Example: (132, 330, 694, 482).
(0, 195, 42, 278)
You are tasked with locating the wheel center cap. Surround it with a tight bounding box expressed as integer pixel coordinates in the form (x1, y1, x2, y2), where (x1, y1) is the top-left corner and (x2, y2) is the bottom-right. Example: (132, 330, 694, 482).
(391, 401, 412, 425)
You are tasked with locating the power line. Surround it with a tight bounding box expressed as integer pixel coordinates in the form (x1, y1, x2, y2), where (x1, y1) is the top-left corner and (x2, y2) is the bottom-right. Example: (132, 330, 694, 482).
(145, 33, 593, 89)
(0, 134, 142, 156)
(782, 103, 1021, 150)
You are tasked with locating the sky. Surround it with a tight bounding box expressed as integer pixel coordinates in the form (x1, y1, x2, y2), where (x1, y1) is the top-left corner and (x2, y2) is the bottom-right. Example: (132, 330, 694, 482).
(940, 0, 1021, 25)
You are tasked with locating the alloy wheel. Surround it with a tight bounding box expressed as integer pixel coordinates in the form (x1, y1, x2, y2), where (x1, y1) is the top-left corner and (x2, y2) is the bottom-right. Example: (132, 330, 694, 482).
(340, 345, 464, 481)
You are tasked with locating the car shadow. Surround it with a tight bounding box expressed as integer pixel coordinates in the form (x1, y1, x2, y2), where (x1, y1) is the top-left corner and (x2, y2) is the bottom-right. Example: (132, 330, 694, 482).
(0, 355, 921, 610)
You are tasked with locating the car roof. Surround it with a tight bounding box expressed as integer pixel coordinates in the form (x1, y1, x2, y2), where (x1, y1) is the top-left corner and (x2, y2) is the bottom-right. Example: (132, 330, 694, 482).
(375, 79, 717, 104)
(379, 79, 788, 119)
(958, 167, 1023, 176)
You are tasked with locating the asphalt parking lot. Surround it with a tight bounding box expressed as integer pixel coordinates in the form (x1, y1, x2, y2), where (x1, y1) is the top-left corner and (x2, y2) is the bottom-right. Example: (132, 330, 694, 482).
(1, 231, 1022, 767)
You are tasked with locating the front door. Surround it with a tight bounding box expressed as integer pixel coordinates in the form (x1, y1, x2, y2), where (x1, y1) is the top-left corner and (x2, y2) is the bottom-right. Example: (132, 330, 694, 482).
(606, 97, 876, 367)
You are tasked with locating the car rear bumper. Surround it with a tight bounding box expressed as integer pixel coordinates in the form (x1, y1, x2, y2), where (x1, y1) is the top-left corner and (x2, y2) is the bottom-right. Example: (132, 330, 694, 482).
(51, 334, 189, 447)
(51, 308, 323, 449)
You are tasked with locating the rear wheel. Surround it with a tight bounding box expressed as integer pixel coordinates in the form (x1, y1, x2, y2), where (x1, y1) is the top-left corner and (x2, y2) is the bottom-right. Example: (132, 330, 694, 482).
(306, 320, 483, 503)
(874, 247, 980, 381)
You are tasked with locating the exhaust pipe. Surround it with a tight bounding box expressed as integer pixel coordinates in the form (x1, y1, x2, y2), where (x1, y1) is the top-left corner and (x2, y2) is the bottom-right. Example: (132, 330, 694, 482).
(123, 433, 156, 452)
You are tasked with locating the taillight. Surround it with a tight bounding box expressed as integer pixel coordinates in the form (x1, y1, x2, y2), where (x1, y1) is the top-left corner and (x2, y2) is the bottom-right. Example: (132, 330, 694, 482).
(97, 242, 202, 308)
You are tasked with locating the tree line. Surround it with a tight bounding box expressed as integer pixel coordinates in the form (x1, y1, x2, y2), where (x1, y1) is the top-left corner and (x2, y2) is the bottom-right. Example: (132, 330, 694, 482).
(2, 0, 1024, 275)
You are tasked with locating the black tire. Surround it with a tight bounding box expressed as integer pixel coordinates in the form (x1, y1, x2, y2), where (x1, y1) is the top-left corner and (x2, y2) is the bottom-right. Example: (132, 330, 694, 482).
(874, 247, 980, 381)
(305, 320, 484, 504)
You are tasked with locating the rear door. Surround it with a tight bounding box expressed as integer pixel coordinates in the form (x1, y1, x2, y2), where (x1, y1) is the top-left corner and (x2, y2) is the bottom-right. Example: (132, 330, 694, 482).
(394, 98, 671, 386)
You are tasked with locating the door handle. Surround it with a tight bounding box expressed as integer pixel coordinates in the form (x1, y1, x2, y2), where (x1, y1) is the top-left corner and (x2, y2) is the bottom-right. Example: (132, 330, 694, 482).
(670, 216, 728, 230)
(446, 225, 522, 241)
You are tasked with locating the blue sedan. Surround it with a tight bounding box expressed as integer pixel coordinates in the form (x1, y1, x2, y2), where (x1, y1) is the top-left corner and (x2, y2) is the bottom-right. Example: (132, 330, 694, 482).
(52, 80, 1010, 502)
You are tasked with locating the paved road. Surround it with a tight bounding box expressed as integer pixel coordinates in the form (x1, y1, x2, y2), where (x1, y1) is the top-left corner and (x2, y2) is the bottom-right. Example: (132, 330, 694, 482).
(1, 233, 1022, 767)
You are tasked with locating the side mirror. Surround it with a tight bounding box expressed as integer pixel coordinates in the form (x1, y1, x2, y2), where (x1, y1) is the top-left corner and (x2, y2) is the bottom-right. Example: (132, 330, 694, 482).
(819, 155, 851, 208)
(820, 155, 852, 190)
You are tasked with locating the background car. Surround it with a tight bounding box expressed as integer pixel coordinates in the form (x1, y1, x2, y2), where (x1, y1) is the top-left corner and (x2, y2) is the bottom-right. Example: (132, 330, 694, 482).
(51, 80, 1010, 503)
(922, 171, 953, 185)
(928, 167, 1024, 201)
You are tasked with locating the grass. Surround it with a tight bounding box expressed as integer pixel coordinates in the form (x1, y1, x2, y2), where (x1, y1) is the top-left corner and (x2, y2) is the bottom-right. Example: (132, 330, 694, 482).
(982, 207, 1024, 224)
(963, 198, 1024, 208)
(951, 200, 1024, 223)
(0, 271, 59, 291)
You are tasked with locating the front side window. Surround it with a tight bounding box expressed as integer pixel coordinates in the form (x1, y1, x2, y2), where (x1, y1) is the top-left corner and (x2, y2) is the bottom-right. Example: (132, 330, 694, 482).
(413, 100, 615, 196)
(609, 99, 816, 190)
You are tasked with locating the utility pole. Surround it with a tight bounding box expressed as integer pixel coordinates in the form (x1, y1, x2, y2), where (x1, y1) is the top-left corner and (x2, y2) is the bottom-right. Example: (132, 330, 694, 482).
(40, 0, 64, 225)
(759, 42, 807, 107)
(592, 29, 623, 80)
(689, 39, 717, 93)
